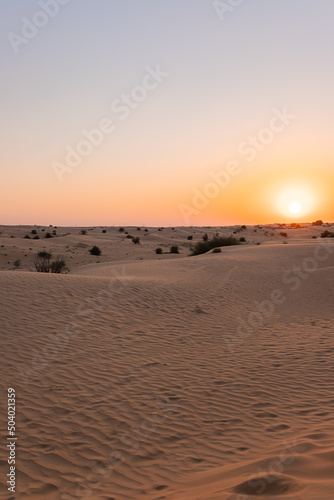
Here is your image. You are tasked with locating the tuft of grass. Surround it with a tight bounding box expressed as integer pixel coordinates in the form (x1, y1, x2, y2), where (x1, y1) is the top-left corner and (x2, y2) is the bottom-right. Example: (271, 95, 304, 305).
(191, 235, 240, 256)
(89, 246, 101, 256)
(14, 259, 21, 269)
(50, 256, 66, 273)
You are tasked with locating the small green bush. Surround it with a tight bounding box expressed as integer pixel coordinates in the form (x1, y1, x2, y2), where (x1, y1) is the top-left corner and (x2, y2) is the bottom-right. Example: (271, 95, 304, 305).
(321, 230, 334, 238)
(89, 246, 101, 256)
(191, 235, 240, 256)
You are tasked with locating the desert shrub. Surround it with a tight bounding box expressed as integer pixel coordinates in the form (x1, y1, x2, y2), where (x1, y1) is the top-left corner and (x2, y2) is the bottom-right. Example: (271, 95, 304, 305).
(321, 230, 334, 238)
(313, 220, 323, 226)
(31, 229, 37, 234)
(170, 245, 179, 254)
(132, 237, 140, 244)
(203, 233, 208, 241)
(52, 230, 57, 235)
(89, 246, 101, 256)
(45, 232, 53, 238)
(144, 228, 148, 232)
(212, 248, 221, 253)
(34, 251, 51, 272)
(291, 223, 301, 229)
(102, 229, 107, 233)
(241, 225, 247, 230)
(136, 227, 141, 231)
(312, 236, 317, 239)
(42, 228, 45, 231)
(126, 234, 132, 239)
(50, 256, 66, 273)
(187, 235, 193, 240)
(80, 229, 87, 235)
(192, 235, 240, 256)
(119, 227, 125, 232)
(24, 235, 31, 239)
(14, 259, 21, 269)
(33, 235, 40, 240)
(279, 232, 288, 237)
(155, 247, 162, 254)
(239, 237, 246, 242)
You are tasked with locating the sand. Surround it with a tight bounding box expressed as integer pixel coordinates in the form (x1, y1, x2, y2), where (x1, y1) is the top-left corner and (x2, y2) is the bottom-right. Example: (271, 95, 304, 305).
(1, 224, 334, 499)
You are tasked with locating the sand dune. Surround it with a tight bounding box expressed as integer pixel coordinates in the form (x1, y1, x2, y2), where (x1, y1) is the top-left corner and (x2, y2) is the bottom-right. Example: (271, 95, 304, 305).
(1, 225, 334, 499)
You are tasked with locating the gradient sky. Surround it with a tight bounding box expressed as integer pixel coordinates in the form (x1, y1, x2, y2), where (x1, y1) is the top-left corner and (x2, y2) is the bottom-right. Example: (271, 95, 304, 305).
(1, 0, 333, 226)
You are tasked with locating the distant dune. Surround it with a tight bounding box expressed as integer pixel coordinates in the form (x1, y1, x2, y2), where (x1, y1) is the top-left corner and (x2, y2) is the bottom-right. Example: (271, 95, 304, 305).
(1, 225, 334, 499)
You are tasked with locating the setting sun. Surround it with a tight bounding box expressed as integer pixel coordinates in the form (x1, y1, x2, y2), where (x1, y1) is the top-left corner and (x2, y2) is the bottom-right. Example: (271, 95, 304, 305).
(289, 201, 302, 215)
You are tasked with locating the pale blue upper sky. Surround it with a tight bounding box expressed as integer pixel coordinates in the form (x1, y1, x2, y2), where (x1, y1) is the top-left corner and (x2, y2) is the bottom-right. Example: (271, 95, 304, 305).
(1, 0, 334, 225)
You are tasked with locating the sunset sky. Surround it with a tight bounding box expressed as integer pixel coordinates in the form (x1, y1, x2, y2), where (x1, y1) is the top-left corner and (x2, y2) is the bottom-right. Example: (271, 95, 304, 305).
(1, 0, 333, 226)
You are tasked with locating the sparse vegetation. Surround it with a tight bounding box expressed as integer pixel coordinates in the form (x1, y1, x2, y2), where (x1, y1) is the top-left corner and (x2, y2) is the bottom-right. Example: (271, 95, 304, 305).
(239, 237, 246, 242)
(24, 235, 31, 239)
(45, 232, 53, 238)
(155, 247, 162, 254)
(132, 237, 140, 244)
(102, 229, 107, 233)
(187, 235, 193, 240)
(50, 256, 66, 273)
(191, 235, 240, 256)
(80, 229, 87, 235)
(89, 246, 101, 256)
(170, 245, 179, 254)
(312, 220, 323, 226)
(202, 233, 208, 241)
(52, 230, 57, 235)
(33, 251, 51, 272)
(31, 229, 37, 234)
(279, 232, 288, 238)
(321, 230, 334, 238)
(14, 259, 21, 269)
(33, 235, 40, 240)
(241, 225, 247, 230)
(212, 248, 221, 253)
(119, 227, 125, 232)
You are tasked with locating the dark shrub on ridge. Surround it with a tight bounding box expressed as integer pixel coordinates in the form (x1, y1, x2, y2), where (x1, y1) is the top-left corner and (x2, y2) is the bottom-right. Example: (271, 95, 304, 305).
(170, 245, 179, 254)
(89, 246, 101, 256)
(191, 235, 240, 256)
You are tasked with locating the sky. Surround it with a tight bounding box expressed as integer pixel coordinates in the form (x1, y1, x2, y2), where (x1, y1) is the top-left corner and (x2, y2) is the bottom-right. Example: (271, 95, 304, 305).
(1, 0, 333, 226)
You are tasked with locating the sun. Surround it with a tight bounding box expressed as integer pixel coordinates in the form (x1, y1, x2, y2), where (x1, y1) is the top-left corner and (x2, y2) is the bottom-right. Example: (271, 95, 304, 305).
(289, 201, 302, 215)
(276, 187, 314, 219)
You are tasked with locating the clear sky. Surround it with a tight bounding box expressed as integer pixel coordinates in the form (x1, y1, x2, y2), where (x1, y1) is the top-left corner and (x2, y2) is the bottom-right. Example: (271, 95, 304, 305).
(1, 0, 333, 226)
